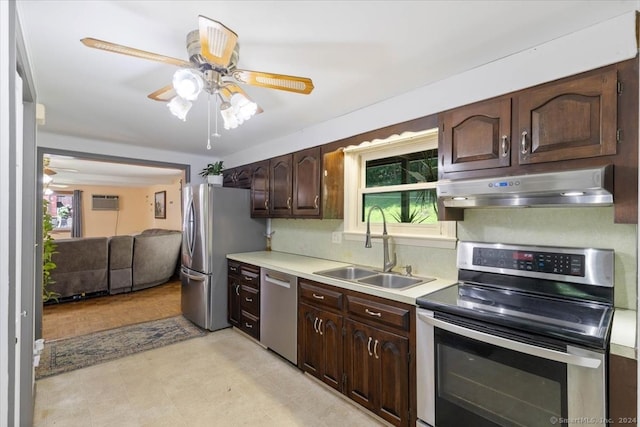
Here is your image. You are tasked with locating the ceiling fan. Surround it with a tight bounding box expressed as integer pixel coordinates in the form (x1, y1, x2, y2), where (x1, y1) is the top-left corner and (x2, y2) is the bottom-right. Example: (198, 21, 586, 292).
(80, 15, 314, 142)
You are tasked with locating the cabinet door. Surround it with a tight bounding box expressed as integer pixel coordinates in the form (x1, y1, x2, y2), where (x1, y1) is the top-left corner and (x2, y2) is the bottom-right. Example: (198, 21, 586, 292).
(222, 167, 237, 187)
(269, 154, 293, 217)
(376, 328, 409, 426)
(518, 67, 617, 165)
(441, 97, 512, 174)
(293, 147, 321, 217)
(299, 303, 322, 376)
(250, 161, 270, 217)
(345, 320, 377, 412)
(227, 276, 241, 327)
(234, 165, 253, 189)
(319, 310, 343, 391)
(322, 149, 344, 219)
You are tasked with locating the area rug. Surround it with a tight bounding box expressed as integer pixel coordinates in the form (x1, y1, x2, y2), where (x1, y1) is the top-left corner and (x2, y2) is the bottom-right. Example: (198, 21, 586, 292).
(36, 315, 207, 379)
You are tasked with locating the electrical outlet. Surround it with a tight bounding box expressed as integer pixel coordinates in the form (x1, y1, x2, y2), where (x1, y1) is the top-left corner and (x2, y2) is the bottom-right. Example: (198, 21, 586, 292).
(331, 232, 342, 244)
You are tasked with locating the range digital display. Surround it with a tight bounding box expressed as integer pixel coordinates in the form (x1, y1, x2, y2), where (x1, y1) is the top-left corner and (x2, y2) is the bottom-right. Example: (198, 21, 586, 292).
(472, 247, 585, 276)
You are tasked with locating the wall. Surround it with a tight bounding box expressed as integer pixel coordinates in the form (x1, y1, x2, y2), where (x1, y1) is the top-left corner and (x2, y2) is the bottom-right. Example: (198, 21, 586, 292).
(146, 181, 182, 231)
(271, 206, 636, 310)
(50, 180, 182, 238)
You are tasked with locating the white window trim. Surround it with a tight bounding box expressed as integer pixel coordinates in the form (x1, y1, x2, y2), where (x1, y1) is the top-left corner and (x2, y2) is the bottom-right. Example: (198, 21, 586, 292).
(343, 128, 456, 249)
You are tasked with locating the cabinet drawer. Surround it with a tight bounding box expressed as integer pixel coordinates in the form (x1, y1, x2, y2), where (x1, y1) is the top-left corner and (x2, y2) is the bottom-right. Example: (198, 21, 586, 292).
(346, 295, 410, 331)
(228, 261, 241, 276)
(299, 280, 343, 311)
(240, 285, 259, 316)
(240, 265, 260, 288)
(241, 311, 260, 340)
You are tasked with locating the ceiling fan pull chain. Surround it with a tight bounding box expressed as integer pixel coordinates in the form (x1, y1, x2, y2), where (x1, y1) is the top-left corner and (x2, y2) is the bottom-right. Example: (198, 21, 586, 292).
(206, 93, 212, 150)
(213, 90, 221, 139)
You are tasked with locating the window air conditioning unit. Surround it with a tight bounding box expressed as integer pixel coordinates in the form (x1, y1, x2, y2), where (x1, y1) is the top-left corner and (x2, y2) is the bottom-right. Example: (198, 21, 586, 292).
(92, 194, 119, 211)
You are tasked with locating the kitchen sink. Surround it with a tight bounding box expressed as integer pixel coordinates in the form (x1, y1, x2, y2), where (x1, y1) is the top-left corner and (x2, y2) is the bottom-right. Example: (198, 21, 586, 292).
(315, 266, 378, 281)
(314, 265, 435, 290)
(357, 273, 433, 289)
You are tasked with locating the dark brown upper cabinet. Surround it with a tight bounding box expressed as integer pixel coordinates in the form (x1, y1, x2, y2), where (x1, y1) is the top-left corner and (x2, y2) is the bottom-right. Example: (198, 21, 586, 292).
(441, 97, 512, 175)
(518, 67, 617, 165)
(269, 154, 294, 217)
(293, 147, 322, 217)
(250, 160, 270, 217)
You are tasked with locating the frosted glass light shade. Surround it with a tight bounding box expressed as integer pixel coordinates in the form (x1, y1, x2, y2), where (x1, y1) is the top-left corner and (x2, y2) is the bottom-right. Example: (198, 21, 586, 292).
(167, 96, 192, 121)
(172, 69, 204, 101)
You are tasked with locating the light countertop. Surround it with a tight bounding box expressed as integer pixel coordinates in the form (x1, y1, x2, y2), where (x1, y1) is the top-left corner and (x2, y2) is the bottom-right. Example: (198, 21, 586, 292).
(227, 250, 455, 305)
(227, 250, 637, 359)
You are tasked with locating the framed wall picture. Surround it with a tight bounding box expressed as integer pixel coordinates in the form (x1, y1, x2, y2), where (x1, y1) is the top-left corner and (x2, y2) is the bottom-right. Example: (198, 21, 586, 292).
(154, 191, 166, 219)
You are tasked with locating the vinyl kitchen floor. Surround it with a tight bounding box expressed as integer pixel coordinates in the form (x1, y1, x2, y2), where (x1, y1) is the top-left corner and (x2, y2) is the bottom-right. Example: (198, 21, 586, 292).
(34, 328, 386, 427)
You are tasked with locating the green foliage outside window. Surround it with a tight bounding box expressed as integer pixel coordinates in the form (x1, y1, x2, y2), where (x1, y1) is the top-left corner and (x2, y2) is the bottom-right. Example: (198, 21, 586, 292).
(363, 149, 438, 224)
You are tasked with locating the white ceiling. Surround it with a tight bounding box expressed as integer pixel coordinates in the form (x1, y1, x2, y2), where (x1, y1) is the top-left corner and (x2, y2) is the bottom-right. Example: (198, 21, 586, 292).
(45, 154, 184, 188)
(16, 1, 639, 182)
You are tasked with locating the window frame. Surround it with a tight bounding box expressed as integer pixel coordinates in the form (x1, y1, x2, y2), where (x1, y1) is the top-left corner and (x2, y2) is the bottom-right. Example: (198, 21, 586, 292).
(343, 128, 456, 248)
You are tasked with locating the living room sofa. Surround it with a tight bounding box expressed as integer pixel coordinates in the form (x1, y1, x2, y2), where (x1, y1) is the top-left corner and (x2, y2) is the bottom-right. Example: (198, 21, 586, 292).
(49, 229, 182, 301)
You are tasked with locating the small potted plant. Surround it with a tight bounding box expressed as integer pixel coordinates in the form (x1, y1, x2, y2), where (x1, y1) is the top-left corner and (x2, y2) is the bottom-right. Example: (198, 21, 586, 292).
(199, 161, 224, 186)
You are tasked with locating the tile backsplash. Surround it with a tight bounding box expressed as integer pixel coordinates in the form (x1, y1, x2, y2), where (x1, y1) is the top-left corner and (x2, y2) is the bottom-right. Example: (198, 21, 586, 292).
(270, 206, 636, 309)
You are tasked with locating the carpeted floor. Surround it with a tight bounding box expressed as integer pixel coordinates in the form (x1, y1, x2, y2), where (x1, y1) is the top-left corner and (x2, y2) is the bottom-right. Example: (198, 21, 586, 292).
(35, 315, 207, 379)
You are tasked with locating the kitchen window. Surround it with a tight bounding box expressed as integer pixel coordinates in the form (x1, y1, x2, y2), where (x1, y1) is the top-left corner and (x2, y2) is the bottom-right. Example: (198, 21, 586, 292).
(343, 128, 456, 248)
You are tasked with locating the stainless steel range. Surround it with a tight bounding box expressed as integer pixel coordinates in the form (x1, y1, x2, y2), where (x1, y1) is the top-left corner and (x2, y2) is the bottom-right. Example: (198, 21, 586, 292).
(416, 242, 614, 427)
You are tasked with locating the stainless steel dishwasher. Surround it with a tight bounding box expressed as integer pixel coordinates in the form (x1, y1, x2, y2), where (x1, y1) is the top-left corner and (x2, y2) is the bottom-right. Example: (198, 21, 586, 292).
(260, 268, 298, 365)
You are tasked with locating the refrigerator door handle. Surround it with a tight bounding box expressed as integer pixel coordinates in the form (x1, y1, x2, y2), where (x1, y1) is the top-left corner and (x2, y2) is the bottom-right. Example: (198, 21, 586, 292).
(181, 268, 206, 282)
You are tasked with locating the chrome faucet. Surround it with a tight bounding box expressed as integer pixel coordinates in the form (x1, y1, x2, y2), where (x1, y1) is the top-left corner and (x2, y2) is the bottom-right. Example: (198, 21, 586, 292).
(365, 205, 397, 273)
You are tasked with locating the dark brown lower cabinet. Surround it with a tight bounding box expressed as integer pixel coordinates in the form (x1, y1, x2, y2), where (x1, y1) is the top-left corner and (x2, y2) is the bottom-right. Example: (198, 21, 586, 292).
(297, 278, 415, 427)
(609, 354, 637, 426)
(227, 274, 241, 327)
(345, 319, 409, 426)
(298, 302, 343, 391)
(227, 261, 260, 339)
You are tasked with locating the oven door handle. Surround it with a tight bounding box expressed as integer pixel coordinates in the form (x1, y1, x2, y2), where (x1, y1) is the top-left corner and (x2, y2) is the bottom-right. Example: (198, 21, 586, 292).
(417, 312, 602, 369)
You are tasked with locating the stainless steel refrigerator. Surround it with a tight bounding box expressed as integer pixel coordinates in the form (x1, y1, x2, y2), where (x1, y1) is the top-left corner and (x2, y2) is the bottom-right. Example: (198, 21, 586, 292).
(181, 184, 265, 331)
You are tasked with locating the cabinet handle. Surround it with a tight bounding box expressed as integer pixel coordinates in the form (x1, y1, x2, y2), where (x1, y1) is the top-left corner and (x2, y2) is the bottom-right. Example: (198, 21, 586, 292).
(367, 336, 373, 356)
(287, 197, 292, 209)
(313, 317, 319, 333)
(365, 308, 382, 317)
(312, 293, 325, 300)
(230, 266, 238, 272)
(441, 154, 444, 166)
(314, 195, 319, 209)
(318, 319, 323, 335)
(244, 276, 253, 282)
(264, 198, 269, 210)
(501, 135, 509, 157)
(373, 339, 379, 359)
(245, 297, 253, 302)
(245, 323, 253, 329)
(235, 284, 240, 296)
(520, 130, 529, 155)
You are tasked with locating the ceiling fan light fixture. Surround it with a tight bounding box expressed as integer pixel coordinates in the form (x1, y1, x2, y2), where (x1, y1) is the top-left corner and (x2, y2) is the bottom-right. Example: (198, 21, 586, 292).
(230, 93, 257, 121)
(220, 102, 239, 130)
(172, 69, 203, 101)
(43, 174, 53, 184)
(167, 96, 192, 121)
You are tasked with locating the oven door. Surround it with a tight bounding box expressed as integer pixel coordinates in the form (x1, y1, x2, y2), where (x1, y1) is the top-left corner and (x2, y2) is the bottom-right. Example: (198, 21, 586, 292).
(416, 309, 606, 427)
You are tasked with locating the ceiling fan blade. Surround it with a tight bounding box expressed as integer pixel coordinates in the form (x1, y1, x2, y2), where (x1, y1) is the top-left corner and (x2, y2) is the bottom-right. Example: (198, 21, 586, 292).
(198, 16, 238, 68)
(231, 70, 314, 94)
(220, 84, 264, 114)
(81, 38, 193, 68)
(43, 167, 57, 176)
(148, 85, 177, 102)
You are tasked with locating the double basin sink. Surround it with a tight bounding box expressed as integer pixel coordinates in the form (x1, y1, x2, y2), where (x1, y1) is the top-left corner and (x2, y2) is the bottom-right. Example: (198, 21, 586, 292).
(314, 265, 435, 290)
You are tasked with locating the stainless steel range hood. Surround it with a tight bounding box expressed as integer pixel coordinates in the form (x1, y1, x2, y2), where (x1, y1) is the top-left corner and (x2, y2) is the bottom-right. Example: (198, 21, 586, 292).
(437, 165, 613, 208)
